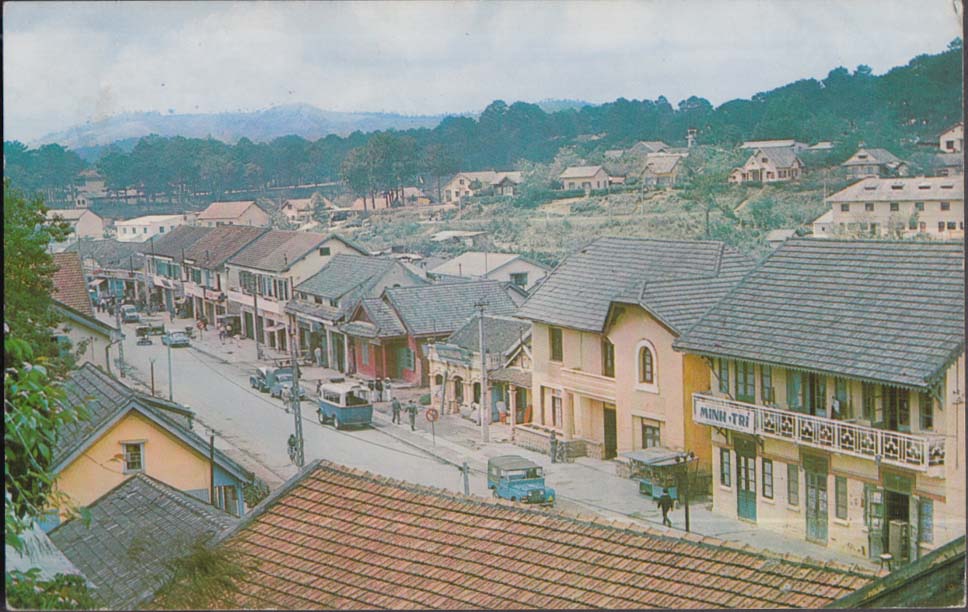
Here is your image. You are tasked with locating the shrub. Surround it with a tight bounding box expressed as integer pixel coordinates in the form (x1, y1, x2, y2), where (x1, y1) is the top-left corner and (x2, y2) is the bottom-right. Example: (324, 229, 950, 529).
(419, 394, 432, 406)
(242, 478, 270, 508)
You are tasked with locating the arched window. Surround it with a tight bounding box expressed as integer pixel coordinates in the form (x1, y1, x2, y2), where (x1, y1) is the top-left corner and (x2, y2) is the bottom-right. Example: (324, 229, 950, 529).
(434, 374, 444, 386)
(639, 347, 654, 383)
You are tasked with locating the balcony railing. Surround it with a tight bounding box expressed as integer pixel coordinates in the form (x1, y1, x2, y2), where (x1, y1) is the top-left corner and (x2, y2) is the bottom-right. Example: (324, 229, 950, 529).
(693, 393, 945, 473)
(560, 367, 616, 402)
(226, 288, 284, 315)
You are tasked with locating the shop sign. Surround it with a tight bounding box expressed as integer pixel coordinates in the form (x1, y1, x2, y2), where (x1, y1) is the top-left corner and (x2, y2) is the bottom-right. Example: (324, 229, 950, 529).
(693, 396, 755, 433)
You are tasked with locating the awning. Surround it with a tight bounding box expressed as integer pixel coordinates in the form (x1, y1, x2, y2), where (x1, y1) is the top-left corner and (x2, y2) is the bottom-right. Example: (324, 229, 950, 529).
(152, 278, 176, 290)
(621, 448, 689, 467)
(88, 279, 105, 288)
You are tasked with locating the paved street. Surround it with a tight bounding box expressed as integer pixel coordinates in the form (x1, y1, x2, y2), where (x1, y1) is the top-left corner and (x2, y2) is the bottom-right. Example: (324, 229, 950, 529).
(108, 312, 876, 570)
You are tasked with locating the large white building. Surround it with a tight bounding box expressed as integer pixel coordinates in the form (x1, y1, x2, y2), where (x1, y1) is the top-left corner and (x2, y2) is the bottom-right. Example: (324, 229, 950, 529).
(115, 214, 195, 242)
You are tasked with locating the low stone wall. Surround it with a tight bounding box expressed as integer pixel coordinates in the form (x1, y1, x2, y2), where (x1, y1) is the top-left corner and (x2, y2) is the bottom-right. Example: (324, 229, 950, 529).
(513, 425, 587, 459)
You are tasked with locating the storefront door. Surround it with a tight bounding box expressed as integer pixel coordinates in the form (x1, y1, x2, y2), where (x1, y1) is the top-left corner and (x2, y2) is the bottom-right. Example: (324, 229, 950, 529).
(805, 471, 828, 543)
(866, 484, 885, 558)
(735, 436, 757, 521)
(603, 406, 617, 460)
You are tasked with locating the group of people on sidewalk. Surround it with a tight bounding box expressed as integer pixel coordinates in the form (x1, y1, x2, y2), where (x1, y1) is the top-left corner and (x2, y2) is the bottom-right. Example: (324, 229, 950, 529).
(390, 397, 419, 431)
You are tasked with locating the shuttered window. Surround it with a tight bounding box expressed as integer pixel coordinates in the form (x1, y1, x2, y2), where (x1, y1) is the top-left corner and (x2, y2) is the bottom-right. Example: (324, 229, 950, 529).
(720, 448, 731, 487)
(787, 463, 799, 506)
(919, 499, 934, 543)
(835, 476, 848, 519)
(762, 459, 774, 499)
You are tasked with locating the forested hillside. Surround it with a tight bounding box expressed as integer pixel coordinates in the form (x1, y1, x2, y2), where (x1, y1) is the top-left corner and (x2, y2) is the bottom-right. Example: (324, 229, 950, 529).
(4, 41, 961, 205)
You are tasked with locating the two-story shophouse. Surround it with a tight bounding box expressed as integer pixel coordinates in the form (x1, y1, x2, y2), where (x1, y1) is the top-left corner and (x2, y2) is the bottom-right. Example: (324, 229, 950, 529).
(675, 239, 965, 565)
(180, 225, 267, 324)
(225, 231, 369, 353)
(515, 237, 754, 466)
(286, 253, 427, 372)
(140, 225, 213, 315)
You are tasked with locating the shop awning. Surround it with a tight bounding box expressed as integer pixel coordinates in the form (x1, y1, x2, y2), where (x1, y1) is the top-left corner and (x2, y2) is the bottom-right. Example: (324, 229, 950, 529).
(153, 278, 177, 290)
(621, 448, 688, 468)
(88, 279, 105, 288)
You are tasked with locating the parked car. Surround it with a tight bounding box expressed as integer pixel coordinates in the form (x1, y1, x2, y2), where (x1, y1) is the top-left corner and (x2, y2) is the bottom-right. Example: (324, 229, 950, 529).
(487, 455, 555, 505)
(250, 366, 292, 394)
(161, 331, 191, 348)
(120, 304, 141, 323)
(317, 382, 373, 429)
(269, 373, 308, 400)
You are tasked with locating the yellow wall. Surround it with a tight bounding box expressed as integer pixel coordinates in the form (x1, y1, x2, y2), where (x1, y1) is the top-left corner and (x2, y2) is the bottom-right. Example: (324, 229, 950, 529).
(56, 411, 212, 515)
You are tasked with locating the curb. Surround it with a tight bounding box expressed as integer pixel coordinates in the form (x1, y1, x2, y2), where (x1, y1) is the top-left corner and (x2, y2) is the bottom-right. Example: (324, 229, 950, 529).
(190, 343, 233, 365)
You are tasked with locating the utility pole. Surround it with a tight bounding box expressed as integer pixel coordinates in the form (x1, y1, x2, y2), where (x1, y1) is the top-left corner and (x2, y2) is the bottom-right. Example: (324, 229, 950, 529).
(209, 431, 216, 508)
(146, 236, 155, 314)
(476, 300, 490, 443)
(289, 331, 305, 467)
(167, 340, 173, 402)
(114, 295, 125, 378)
(252, 279, 264, 361)
(150, 358, 156, 396)
(460, 461, 470, 496)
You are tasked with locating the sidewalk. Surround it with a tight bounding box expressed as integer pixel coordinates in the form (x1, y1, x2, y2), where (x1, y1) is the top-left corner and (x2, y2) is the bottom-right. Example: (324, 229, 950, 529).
(368, 404, 879, 571)
(154, 313, 877, 570)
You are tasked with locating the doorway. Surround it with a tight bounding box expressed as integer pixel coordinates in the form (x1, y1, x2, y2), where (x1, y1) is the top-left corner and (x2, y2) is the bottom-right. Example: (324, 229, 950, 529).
(737, 453, 757, 521)
(884, 490, 911, 564)
(884, 386, 910, 431)
(331, 332, 346, 372)
(805, 471, 828, 544)
(603, 406, 617, 459)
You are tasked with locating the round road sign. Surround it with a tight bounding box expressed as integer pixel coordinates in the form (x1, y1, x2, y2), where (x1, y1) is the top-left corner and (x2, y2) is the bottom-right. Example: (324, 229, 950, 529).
(425, 408, 439, 422)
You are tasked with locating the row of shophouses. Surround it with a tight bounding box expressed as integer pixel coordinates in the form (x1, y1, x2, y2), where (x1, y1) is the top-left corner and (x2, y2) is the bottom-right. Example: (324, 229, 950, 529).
(74, 223, 965, 568)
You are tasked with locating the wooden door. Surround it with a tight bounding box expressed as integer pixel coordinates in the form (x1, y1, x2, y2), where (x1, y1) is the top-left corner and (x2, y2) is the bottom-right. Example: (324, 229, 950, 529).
(805, 471, 829, 543)
(736, 453, 757, 521)
(603, 407, 617, 460)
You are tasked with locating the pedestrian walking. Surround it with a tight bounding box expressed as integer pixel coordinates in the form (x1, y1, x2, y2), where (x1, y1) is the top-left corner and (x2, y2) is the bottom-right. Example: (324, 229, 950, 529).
(313, 346, 322, 366)
(391, 397, 402, 424)
(407, 400, 418, 431)
(657, 488, 675, 527)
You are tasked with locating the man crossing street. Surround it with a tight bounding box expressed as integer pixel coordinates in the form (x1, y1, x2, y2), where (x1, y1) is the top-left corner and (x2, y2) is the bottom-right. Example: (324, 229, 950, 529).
(657, 488, 675, 527)
(407, 400, 418, 431)
(391, 397, 402, 424)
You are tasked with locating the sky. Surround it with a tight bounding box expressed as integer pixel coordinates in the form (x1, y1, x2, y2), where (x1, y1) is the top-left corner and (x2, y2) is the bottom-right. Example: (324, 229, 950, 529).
(3, 0, 963, 143)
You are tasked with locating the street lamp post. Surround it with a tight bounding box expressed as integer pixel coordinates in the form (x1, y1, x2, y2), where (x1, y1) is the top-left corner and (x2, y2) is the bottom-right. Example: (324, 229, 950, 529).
(675, 451, 697, 532)
(167, 340, 174, 402)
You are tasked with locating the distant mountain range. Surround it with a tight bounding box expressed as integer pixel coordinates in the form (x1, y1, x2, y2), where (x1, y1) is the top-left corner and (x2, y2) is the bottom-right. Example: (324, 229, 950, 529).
(32, 103, 456, 150)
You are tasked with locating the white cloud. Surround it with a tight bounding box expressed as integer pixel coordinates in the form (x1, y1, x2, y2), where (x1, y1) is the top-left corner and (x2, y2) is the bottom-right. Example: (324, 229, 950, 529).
(2, 0, 962, 142)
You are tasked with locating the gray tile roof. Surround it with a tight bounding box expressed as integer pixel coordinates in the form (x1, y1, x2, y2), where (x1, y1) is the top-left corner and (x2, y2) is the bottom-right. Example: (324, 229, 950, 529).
(842, 147, 903, 166)
(755, 147, 801, 168)
(64, 239, 145, 270)
(826, 176, 963, 203)
(182, 225, 267, 269)
(445, 315, 530, 356)
(517, 237, 755, 333)
(295, 254, 396, 299)
(352, 298, 407, 338)
(138, 225, 213, 260)
(385, 280, 518, 336)
(54, 363, 251, 482)
(49, 474, 239, 609)
(284, 299, 345, 323)
(226, 229, 328, 272)
(674, 239, 966, 388)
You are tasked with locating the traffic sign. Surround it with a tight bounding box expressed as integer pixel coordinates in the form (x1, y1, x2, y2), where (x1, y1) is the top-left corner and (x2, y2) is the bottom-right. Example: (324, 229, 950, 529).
(425, 407, 439, 422)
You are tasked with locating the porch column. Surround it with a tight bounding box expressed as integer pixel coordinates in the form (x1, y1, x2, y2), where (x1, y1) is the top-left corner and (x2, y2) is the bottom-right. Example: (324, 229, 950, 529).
(343, 334, 350, 373)
(563, 392, 576, 440)
(326, 327, 334, 368)
(508, 385, 517, 430)
(381, 343, 388, 378)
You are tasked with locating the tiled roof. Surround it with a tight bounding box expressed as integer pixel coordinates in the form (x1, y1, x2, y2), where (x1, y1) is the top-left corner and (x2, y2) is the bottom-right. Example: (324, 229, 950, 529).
(517, 237, 754, 334)
(64, 239, 145, 270)
(227, 230, 328, 272)
(182, 225, 267, 269)
(115, 214, 186, 226)
(197, 200, 257, 220)
(559, 165, 606, 179)
(842, 147, 903, 166)
(827, 176, 964, 203)
(352, 297, 407, 338)
(445, 315, 530, 356)
(54, 363, 252, 481)
(49, 474, 239, 609)
(642, 153, 684, 175)
(284, 299, 345, 323)
(295, 254, 396, 299)
(385, 280, 518, 336)
(51, 252, 94, 316)
(674, 239, 966, 388)
(632, 140, 670, 153)
(138, 225, 213, 261)
(741, 139, 802, 149)
(211, 460, 875, 610)
(430, 252, 521, 277)
(754, 147, 801, 168)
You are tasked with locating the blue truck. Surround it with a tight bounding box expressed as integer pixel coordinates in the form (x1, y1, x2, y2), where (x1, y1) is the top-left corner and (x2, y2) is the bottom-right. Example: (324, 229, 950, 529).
(487, 455, 555, 506)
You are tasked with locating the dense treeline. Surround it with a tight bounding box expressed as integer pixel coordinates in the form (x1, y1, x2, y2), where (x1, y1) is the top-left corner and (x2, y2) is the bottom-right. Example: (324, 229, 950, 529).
(4, 41, 961, 204)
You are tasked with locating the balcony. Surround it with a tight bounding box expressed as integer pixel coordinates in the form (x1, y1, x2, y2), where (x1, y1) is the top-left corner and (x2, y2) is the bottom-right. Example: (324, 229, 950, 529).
(226, 288, 284, 316)
(560, 367, 616, 402)
(693, 393, 945, 473)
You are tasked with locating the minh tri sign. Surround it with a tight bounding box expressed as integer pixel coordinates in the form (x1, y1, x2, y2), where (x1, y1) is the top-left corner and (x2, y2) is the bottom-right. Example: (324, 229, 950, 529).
(693, 396, 755, 434)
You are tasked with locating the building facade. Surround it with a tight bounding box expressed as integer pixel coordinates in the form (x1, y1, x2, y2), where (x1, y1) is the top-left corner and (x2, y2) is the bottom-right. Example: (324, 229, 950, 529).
(197, 200, 271, 228)
(729, 148, 803, 184)
(516, 237, 754, 466)
(559, 165, 609, 191)
(841, 148, 908, 179)
(675, 239, 965, 565)
(115, 214, 194, 242)
(939, 122, 963, 153)
(442, 171, 522, 203)
(824, 176, 964, 239)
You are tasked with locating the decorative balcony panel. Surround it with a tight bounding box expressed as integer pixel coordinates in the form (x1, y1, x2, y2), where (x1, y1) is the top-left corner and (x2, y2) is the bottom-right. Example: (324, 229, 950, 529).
(560, 367, 616, 402)
(693, 393, 945, 473)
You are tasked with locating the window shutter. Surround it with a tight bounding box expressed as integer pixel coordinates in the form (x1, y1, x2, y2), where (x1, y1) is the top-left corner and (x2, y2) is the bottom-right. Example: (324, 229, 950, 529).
(787, 370, 802, 412)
